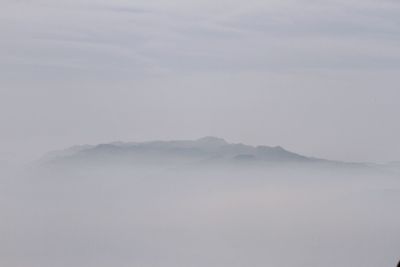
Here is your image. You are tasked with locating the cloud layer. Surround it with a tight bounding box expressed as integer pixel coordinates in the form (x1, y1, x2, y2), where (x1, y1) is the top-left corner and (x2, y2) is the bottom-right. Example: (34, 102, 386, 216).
(1, 0, 400, 163)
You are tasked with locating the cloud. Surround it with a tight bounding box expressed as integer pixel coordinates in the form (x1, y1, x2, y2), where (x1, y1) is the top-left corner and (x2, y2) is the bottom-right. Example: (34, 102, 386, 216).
(1, 0, 400, 163)
(2, 0, 400, 76)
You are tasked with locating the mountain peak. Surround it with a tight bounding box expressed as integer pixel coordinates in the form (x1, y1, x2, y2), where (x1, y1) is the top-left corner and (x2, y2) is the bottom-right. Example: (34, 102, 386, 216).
(42, 137, 326, 168)
(196, 136, 228, 146)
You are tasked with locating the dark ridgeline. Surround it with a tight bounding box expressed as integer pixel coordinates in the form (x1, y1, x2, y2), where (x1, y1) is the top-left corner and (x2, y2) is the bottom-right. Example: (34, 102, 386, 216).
(38, 136, 374, 172)
(41, 136, 324, 166)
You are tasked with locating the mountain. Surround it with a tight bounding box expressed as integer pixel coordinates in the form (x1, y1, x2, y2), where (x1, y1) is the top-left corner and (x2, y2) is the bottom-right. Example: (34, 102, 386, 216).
(41, 136, 342, 169)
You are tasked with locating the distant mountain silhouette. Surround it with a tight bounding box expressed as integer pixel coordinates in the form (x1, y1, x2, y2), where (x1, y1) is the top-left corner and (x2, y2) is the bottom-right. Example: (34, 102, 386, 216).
(41, 137, 339, 168)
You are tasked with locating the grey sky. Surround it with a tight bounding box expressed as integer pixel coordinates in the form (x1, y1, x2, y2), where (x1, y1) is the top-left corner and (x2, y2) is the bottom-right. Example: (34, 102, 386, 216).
(1, 0, 400, 163)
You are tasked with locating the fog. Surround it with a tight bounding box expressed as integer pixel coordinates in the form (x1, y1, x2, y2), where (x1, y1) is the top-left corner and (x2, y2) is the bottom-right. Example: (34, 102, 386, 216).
(2, 0, 400, 265)
(1, 162, 399, 267)
(2, 0, 400, 163)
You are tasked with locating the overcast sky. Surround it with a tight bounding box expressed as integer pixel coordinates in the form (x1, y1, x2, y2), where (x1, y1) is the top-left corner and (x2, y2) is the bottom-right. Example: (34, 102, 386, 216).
(1, 0, 400, 163)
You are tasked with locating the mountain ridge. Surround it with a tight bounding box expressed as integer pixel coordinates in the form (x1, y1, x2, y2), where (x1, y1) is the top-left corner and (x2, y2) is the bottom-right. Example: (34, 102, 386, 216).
(41, 136, 338, 168)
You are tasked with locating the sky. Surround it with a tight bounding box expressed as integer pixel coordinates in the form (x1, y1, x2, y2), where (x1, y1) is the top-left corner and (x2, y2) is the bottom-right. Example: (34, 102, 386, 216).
(1, 0, 400, 163)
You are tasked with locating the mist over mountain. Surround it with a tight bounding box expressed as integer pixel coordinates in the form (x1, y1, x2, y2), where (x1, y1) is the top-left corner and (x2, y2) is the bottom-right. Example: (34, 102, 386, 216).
(41, 136, 330, 168)
(2, 137, 400, 267)
(3, 0, 400, 265)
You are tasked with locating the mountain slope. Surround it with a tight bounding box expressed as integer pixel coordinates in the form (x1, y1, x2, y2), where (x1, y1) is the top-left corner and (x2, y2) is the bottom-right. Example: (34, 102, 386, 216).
(41, 137, 333, 168)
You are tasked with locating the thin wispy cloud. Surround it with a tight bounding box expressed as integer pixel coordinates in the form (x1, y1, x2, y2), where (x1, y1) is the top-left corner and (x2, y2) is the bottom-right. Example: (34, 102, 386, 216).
(2, 0, 400, 74)
(1, 0, 400, 163)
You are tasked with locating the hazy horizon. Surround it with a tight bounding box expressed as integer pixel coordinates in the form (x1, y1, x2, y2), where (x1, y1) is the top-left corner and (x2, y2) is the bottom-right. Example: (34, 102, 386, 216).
(1, 0, 400, 164)
(1, 1, 400, 266)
